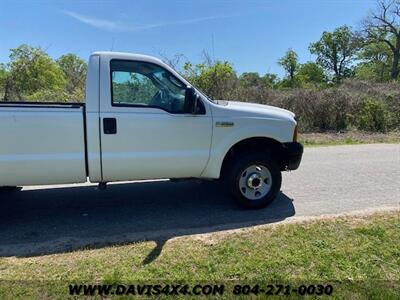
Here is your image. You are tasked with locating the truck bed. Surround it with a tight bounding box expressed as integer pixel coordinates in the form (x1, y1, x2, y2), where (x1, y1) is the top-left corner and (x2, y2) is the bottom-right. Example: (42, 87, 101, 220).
(0, 102, 88, 186)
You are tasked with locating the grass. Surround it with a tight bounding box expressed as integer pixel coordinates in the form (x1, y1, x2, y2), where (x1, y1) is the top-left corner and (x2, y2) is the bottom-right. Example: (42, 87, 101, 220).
(0, 210, 399, 299)
(300, 130, 400, 147)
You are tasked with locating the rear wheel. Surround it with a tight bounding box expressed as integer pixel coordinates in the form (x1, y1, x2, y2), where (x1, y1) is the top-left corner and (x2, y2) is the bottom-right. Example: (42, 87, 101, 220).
(226, 152, 281, 209)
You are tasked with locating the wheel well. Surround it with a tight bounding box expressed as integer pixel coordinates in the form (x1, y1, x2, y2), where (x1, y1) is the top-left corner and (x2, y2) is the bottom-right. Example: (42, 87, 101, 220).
(220, 137, 285, 178)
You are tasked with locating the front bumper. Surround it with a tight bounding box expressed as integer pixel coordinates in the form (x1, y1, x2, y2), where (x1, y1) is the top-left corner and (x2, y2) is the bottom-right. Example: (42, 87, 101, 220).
(282, 142, 303, 170)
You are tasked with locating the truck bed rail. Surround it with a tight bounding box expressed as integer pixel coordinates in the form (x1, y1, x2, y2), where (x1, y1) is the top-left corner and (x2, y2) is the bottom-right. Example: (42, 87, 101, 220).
(0, 101, 84, 109)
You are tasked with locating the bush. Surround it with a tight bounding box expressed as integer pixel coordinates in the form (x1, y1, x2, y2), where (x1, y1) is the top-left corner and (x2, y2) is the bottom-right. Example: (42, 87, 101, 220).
(355, 97, 388, 132)
(384, 93, 400, 129)
(225, 80, 400, 133)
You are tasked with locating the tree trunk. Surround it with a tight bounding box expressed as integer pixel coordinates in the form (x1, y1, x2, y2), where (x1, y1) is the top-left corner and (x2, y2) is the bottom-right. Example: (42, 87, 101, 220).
(289, 69, 294, 81)
(333, 63, 341, 82)
(3, 80, 10, 101)
(390, 51, 399, 79)
(390, 37, 400, 80)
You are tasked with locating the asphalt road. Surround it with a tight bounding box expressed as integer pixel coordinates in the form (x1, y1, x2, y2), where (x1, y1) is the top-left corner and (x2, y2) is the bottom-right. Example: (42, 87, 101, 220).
(0, 144, 399, 257)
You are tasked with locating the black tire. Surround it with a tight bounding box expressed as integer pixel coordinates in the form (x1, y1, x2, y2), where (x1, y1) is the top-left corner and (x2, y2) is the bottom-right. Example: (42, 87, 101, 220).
(225, 152, 281, 209)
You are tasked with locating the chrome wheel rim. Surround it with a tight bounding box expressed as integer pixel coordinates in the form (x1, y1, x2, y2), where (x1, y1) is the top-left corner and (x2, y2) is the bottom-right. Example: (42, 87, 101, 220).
(239, 164, 272, 200)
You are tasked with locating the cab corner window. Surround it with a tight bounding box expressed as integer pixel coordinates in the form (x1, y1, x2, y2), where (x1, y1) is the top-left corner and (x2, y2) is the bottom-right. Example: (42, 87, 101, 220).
(111, 60, 187, 114)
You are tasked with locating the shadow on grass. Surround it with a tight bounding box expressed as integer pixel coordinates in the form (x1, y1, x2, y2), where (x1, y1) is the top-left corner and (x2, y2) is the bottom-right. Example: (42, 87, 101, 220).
(0, 180, 295, 262)
(142, 239, 167, 265)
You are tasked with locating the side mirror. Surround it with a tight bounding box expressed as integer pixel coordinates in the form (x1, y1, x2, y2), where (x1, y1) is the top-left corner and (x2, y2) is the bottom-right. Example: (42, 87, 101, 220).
(184, 87, 198, 114)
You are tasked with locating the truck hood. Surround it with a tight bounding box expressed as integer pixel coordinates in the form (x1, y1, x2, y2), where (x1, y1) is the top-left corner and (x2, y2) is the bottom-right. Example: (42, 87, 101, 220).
(213, 100, 295, 122)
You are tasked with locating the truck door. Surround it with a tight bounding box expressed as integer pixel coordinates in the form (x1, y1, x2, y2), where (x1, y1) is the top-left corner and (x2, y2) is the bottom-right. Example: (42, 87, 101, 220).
(99, 59, 212, 181)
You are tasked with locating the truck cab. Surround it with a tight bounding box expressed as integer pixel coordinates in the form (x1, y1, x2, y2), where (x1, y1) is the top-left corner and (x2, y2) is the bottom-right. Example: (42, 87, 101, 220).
(0, 51, 303, 209)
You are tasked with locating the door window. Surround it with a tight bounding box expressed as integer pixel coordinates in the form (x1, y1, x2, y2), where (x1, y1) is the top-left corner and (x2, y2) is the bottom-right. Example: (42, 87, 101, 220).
(111, 60, 187, 113)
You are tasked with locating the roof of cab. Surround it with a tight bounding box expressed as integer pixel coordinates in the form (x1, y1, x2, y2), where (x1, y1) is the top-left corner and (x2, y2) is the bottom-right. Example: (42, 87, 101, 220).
(90, 51, 192, 88)
(91, 51, 164, 65)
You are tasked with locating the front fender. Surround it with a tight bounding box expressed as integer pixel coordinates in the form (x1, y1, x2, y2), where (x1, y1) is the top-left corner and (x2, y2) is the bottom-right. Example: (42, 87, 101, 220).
(200, 118, 296, 178)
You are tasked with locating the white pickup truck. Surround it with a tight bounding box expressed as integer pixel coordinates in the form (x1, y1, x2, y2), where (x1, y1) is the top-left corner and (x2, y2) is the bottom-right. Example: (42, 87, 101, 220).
(0, 52, 303, 209)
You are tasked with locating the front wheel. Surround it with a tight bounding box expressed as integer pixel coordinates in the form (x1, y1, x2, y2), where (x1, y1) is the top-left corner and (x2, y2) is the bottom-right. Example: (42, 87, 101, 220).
(226, 153, 282, 209)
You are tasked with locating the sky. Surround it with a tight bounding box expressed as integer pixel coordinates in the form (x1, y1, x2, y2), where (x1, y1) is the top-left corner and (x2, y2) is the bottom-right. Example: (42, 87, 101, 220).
(0, 0, 377, 77)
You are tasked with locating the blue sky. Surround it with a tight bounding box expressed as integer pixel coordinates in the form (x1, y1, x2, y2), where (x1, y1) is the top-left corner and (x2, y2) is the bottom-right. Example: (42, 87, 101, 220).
(1, 0, 376, 77)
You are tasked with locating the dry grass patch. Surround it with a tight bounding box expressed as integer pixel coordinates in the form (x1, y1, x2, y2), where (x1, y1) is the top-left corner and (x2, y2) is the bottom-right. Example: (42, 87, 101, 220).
(300, 130, 400, 146)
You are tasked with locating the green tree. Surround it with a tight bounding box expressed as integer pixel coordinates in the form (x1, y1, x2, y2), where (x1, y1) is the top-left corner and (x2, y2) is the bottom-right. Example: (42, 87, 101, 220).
(239, 72, 264, 88)
(57, 54, 87, 100)
(362, 0, 400, 80)
(297, 62, 326, 85)
(0, 64, 7, 97)
(309, 26, 361, 82)
(278, 49, 299, 82)
(355, 42, 392, 81)
(2, 44, 66, 101)
(183, 60, 236, 99)
(263, 73, 278, 88)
